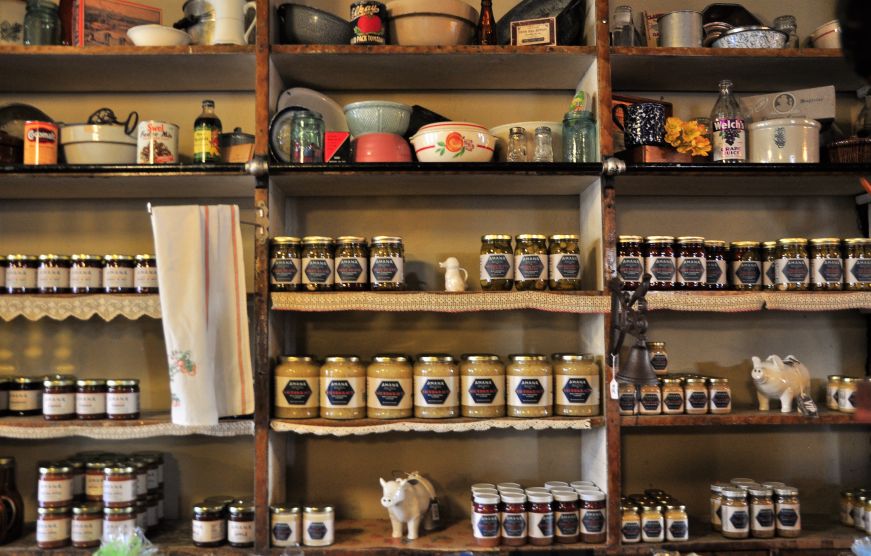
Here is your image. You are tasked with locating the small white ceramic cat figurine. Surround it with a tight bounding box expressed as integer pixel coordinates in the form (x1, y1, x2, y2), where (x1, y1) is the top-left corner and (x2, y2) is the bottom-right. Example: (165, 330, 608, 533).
(439, 257, 468, 292)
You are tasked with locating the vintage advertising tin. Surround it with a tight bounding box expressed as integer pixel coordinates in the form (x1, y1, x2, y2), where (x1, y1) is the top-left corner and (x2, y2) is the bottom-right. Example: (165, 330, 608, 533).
(350, 1, 387, 45)
(137, 121, 179, 164)
(24, 121, 58, 165)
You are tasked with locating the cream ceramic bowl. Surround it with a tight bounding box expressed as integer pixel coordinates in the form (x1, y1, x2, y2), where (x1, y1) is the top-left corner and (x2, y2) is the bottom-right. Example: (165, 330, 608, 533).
(410, 122, 495, 163)
(810, 19, 841, 49)
(748, 118, 820, 163)
(61, 124, 136, 164)
(386, 0, 478, 46)
(489, 121, 564, 162)
(127, 24, 192, 46)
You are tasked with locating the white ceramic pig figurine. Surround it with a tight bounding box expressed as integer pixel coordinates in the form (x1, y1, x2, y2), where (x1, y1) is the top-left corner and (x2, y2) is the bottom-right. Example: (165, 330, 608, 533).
(751, 355, 811, 413)
(439, 257, 468, 292)
(379, 473, 436, 540)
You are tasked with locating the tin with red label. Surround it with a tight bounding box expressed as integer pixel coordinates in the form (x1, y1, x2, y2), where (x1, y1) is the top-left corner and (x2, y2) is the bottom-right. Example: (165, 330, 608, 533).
(24, 121, 58, 165)
(137, 121, 179, 164)
(350, 1, 387, 45)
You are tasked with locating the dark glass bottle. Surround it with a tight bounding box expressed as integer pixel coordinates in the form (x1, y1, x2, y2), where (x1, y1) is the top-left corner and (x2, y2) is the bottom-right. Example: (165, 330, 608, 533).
(0, 457, 24, 544)
(477, 0, 496, 45)
(193, 100, 222, 163)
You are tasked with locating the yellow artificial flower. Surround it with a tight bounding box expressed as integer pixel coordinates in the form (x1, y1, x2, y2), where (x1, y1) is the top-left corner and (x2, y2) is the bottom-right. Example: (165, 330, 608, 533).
(663, 117, 711, 156)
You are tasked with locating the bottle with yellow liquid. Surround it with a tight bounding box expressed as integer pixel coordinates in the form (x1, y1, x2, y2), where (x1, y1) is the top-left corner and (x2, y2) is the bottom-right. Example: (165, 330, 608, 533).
(193, 99, 222, 163)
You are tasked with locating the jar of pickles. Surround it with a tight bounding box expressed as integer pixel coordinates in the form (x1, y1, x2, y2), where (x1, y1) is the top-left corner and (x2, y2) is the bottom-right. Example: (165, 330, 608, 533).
(301, 236, 334, 291)
(705, 240, 728, 290)
(730, 241, 762, 291)
(548, 235, 581, 290)
(761, 241, 777, 290)
(333, 236, 368, 291)
(810, 238, 843, 291)
(414, 354, 459, 418)
(274, 356, 319, 419)
(514, 235, 548, 291)
(369, 236, 404, 291)
(269, 237, 302, 292)
(675, 236, 706, 289)
(776, 238, 810, 291)
(617, 236, 644, 290)
(460, 354, 505, 418)
(552, 353, 598, 417)
(645, 236, 676, 290)
(844, 238, 871, 291)
(367, 354, 413, 419)
(506, 354, 552, 418)
(480, 235, 514, 291)
(320, 356, 366, 419)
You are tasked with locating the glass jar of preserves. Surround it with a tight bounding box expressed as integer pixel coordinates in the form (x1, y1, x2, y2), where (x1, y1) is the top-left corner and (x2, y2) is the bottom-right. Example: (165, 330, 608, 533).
(500, 491, 527, 546)
(38, 462, 73, 508)
(334, 236, 369, 291)
(130, 459, 148, 501)
(514, 235, 548, 291)
(552, 353, 599, 417)
(302, 505, 335, 547)
(71, 503, 102, 548)
(618, 235, 644, 290)
(472, 493, 501, 547)
(37, 254, 71, 294)
(270, 504, 301, 548)
(0, 377, 8, 417)
(301, 236, 334, 291)
(707, 378, 732, 414)
(460, 354, 505, 419)
(774, 486, 801, 537)
(10, 376, 43, 416)
(506, 354, 552, 418)
(844, 238, 871, 291)
(133, 255, 158, 294)
(192, 502, 225, 547)
(645, 236, 676, 290)
(228, 499, 255, 548)
(369, 236, 404, 291)
(103, 506, 136, 540)
(36, 506, 71, 549)
(367, 354, 413, 419)
(0, 255, 5, 293)
(480, 235, 514, 291)
(665, 504, 688, 541)
(809, 238, 843, 291)
(414, 354, 459, 419)
(705, 240, 728, 290)
(640, 505, 664, 542)
(319, 356, 366, 420)
(548, 234, 581, 290)
(826, 375, 843, 411)
(70, 255, 103, 293)
(76, 379, 107, 420)
(621, 505, 641, 543)
(661, 378, 684, 414)
(6, 255, 38, 293)
(647, 341, 668, 375)
(106, 379, 140, 420)
(684, 378, 708, 414)
(85, 460, 110, 502)
(527, 491, 554, 546)
(103, 255, 135, 293)
(551, 489, 579, 544)
(638, 383, 661, 415)
(776, 238, 810, 291)
(579, 491, 605, 544)
(43, 375, 75, 420)
(721, 487, 750, 539)
(270, 237, 302, 292)
(676, 236, 706, 289)
(838, 377, 858, 413)
(274, 356, 319, 419)
(103, 465, 136, 508)
(730, 241, 762, 291)
(761, 241, 777, 290)
(66, 458, 84, 501)
(749, 487, 775, 538)
(618, 382, 637, 415)
(841, 490, 855, 526)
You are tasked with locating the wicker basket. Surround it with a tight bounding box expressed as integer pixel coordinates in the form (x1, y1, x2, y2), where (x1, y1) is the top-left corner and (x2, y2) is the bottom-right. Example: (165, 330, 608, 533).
(827, 137, 871, 163)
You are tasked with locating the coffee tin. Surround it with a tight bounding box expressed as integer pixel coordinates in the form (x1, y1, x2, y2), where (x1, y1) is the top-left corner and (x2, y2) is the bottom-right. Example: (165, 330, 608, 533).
(350, 1, 387, 45)
(137, 121, 179, 164)
(24, 121, 58, 165)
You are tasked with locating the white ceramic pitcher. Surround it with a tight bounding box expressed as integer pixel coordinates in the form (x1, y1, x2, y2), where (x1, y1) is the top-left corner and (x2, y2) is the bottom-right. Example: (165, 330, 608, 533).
(209, 0, 256, 45)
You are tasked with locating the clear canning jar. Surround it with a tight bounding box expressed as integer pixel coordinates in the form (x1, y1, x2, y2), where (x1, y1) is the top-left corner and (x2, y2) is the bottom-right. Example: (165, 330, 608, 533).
(480, 235, 514, 291)
(617, 235, 644, 290)
(749, 487, 775, 538)
(367, 354, 413, 419)
(333, 236, 369, 291)
(460, 354, 505, 418)
(228, 499, 255, 548)
(844, 238, 871, 291)
(106, 379, 140, 420)
(71, 502, 103, 548)
(514, 235, 548, 291)
(6, 254, 38, 293)
(192, 502, 227, 548)
(506, 354, 552, 418)
(37, 254, 71, 293)
(301, 236, 334, 291)
(76, 379, 107, 420)
(645, 236, 676, 290)
(36, 506, 71, 549)
(103, 255, 135, 293)
(774, 486, 801, 537)
(43, 375, 75, 420)
(675, 236, 707, 289)
(133, 255, 158, 294)
(274, 355, 319, 419)
(776, 238, 810, 291)
(38, 462, 74, 508)
(721, 487, 750, 539)
(70, 255, 104, 293)
(684, 378, 709, 414)
(414, 354, 459, 418)
(841, 490, 855, 526)
(269, 237, 302, 292)
(548, 234, 582, 290)
(661, 378, 684, 414)
(707, 378, 732, 414)
(369, 236, 404, 291)
(730, 241, 762, 291)
(320, 356, 366, 420)
(270, 504, 301, 548)
(704, 240, 728, 290)
(552, 353, 599, 416)
(302, 505, 335, 547)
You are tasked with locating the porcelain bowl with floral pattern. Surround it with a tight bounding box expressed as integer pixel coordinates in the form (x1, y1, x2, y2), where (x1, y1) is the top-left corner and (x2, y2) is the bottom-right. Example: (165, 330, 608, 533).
(410, 122, 495, 163)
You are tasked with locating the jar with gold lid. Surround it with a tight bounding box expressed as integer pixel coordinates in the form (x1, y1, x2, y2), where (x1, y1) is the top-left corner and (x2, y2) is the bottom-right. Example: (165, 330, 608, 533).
(320, 356, 366, 419)
(0, 377, 8, 417)
(665, 504, 688, 541)
(617, 235, 644, 290)
(645, 236, 676, 290)
(676, 236, 706, 289)
(301, 236, 334, 291)
(684, 378, 709, 414)
(854, 494, 868, 531)
(776, 239, 810, 291)
(774, 486, 801, 537)
(552, 353, 598, 416)
(705, 240, 728, 290)
(270, 237, 302, 292)
(369, 236, 404, 291)
(6, 254, 38, 293)
(710, 482, 731, 532)
(38, 462, 73, 508)
(103, 255, 135, 293)
(133, 255, 158, 294)
(103, 506, 136, 540)
(826, 375, 844, 411)
(730, 241, 762, 291)
(102, 465, 136, 508)
(720, 487, 750, 539)
(514, 235, 548, 291)
(76, 379, 107, 420)
(274, 356, 319, 419)
(367, 354, 413, 419)
(762, 241, 777, 290)
(43, 375, 75, 420)
(37, 506, 71, 549)
(661, 378, 684, 414)
(841, 490, 855, 526)
(37, 254, 71, 293)
(414, 354, 459, 418)
(228, 499, 255, 548)
(333, 236, 369, 291)
(638, 382, 661, 415)
(707, 378, 732, 414)
(640, 505, 664, 542)
(480, 235, 514, 291)
(9, 376, 43, 416)
(106, 379, 139, 420)
(71, 503, 103, 548)
(838, 377, 858, 413)
(548, 234, 581, 290)
(85, 460, 110, 501)
(302, 505, 335, 547)
(621, 505, 641, 543)
(192, 502, 226, 548)
(460, 354, 505, 418)
(844, 238, 871, 291)
(810, 238, 843, 291)
(506, 354, 552, 418)
(70, 254, 103, 293)
(749, 487, 775, 538)
(647, 341, 668, 375)
(270, 504, 301, 547)
(618, 383, 637, 415)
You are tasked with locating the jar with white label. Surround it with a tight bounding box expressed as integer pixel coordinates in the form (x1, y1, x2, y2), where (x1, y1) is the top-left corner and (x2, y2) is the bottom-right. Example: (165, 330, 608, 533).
(646, 341, 668, 375)
(271, 504, 301, 548)
(621, 505, 641, 543)
(302, 236, 335, 291)
(514, 235, 548, 291)
(103, 255, 135, 294)
(838, 377, 858, 413)
(809, 238, 843, 291)
(676, 236, 707, 289)
(661, 378, 684, 414)
(270, 237, 302, 292)
(228, 499, 255, 548)
(9, 376, 43, 416)
(618, 383, 637, 415)
(527, 490, 554, 546)
(103, 506, 136, 541)
(730, 241, 762, 291)
(42, 375, 75, 420)
(480, 235, 514, 291)
(774, 486, 801, 537)
(369, 236, 405, 291)
(618, 235, 644, 290)
(367, 354, 413, 419)
(274, 355, 319, 419)
(192, 503, 227, 548)
(638, 383, 661, 415)
(640, 505, 664, 542)
(749, 487, 775, 539)
(103, 465, 136, 508)
(552, 353, 599, 417)
(414, 354, 459, 419)
(70, 254, 104, 293)
(579, 490, 606, 544)
(776, 238, 810, 291)
(826, 375, 843, 411)
(106, 379, 139, 420)
(333, 236, 369, 291)
(320, 356, 366, 419)
(707, 378, 732, 414)
(704, 240, 728, 290)
(6, 254, 38, 293)
(506, 354, 552, 418)
(548, 234, 582, 290)
(460, 354, 505, 418)
(85, 460, 110, 501)
(500, 491, 527, 546)
(66, 458, 84, 501)
(721, 487, 750, 539)
(684, 378, 708, 414)
(37, 506, 71, 549)
(135, 498, 147, 530)
(130, 459, 148, 501)
(71, 503, 103, 548)
(38, 462, 74, 508)
(472, 493, 501, 547)
(134, 255, 158, 294)
(76, 379, 107, 420)
(645, 236, 676, 290)
(551, 489, 579, 544)
(145, 493, 159, 528)
(710, 482, 730, 531)
(37, 254, 71, 293)
(302, 505, 335, 547)
(844, 238, 871, 290)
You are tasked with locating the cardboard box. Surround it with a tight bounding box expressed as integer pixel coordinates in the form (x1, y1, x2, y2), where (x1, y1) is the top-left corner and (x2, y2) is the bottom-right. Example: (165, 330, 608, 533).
(71, 0, 161, 47)
(510, 17, 557, 46)
(741, 86, 836, 122)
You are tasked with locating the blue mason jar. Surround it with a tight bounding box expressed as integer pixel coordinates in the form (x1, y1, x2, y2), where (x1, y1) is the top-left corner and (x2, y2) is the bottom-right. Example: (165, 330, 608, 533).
(562, 112, 597, 163)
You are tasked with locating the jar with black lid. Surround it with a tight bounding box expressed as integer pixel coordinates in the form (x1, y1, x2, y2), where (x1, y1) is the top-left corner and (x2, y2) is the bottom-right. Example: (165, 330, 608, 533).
(134, 255, 158, 294)
(227, 499, 255, 548)
(548, 234, 581, 290)
(369, 236, 405, 291)
(730, 241, 762, 291)
(704, 240, 728, 290)
(810, 238, 843, 291)
(844, 238, 871, 291)
(480, 235, 514, 291)
(70, 255, 104, 293)
(37, 254, 71, 294)
(675, 236, 706, 289)
(514, 234, 548, 291)
(106, 379, 140, 420)
(192, 502, 226, 547)
(103, 255, 135, 293)
(645, 236, 675, 290)
(9, 376, 43, 416)
(43, 375, 75, 420)
(617, 235, 644, 290)
(301, 236, 334, 291)
(76, 379, 107, 420)
(6, 254, 38, 293)
(776, 239, 809, 291)
(333, 236, 368, 291)
(761, 241, 777, 290)
(270, 237, 302, 292)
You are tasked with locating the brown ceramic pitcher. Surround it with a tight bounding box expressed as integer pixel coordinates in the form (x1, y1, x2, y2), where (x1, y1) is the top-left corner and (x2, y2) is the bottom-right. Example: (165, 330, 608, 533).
(0, 457, 24, 545)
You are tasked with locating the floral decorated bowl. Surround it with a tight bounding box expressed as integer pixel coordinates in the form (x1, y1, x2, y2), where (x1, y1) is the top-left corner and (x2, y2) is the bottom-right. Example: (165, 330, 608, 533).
(410, 122, 495, 163)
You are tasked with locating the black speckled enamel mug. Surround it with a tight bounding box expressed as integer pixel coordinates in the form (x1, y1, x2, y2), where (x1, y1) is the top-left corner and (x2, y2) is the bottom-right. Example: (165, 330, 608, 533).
(612, 103, 667, 148)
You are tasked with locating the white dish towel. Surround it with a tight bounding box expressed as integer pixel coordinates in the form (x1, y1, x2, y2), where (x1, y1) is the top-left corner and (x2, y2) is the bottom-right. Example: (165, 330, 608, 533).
(150, 205, 254, 426)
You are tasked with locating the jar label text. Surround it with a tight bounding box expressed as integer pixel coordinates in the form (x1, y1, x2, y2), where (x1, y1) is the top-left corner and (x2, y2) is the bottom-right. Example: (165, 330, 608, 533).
(502, 513, 527, 537)
(102, 517, 135, 541)
(618, 256, 643, 282)
(473, 512, 500, 538)
(687, 391, 707, 409)
(646, 256, 675, 283)
(550, 254, 580, 281)
(847, 258, 871, 285)
(37, 266, 70, 289)
(778, 257, 809, 284)
(6, 267, 36, 289)
(509, 376, 551, 407)
(763, 260, 776, 285)
(370, 256, 403, 284)
(370, 378, 411, 409)
(71, 267, 102, 288)
(480, 254, 513, 281)
(463, 377, 502, 406)
(228, 520, 255, 543)
(303, 258, 334, 285)
(621, 520, 641, 541)
(517, 254, 546, 280)
(107, 392, 139, 416)
(336, 257, 366, 284)
(713, 118, 746, 161)
(663, 392, 683, 411)
(270, 257, 300, 285)
(642, 518, 663, 538)
(813, 258, 843, 284)
(43, 392, 75, 416)
(776, 505, 800, 529)
(277, 377, 316, 408)
(37, 516, 71, 542)
(415, 377, 458, 407)
(306, 521, 328, 540)
(556, 510, 580, 535)
(753, 506, 775, 529)
(557, 375, 598, 406)
(722, 507, 749, 532)
(72, 517, 102, 543)
(103, 266, 134, 289)
(580, 508, 604, 533)
(667, 518, 688, 539)
(733, 261, 762, 286)
(38, 477, 73, 503)
(640, 393, 660, 411)
(322, 377, 364, 408)
(9, 389, 41, 411)
(712, 390, 731, 409)
(677, 257, 706, 283)
(193, 519, 226, 543)
(134, 267, 159, 289)
(618, 392, 636, 413)
(529, 511, 553, 538)
(706, 259, 726, 285)
(76, 393, 107, 415)
(102, 478, 136, 503)
(650, 354, 668, 372)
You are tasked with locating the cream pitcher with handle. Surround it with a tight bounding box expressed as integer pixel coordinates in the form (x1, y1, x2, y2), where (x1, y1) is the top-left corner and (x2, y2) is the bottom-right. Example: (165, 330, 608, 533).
(209, 0, 256, 45)
(439, 257, 468, 292)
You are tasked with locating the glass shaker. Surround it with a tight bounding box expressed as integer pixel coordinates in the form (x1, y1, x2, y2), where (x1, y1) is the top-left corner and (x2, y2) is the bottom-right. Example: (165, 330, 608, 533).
(563, 112, 597, 163)
(506, 126, 527, 162)
(773, 15, 798, 48)
(610, 5, 637, 46)
(290, 110, 325, 164)
(533, 126, 553, 162)
(24, 0, 61, 45)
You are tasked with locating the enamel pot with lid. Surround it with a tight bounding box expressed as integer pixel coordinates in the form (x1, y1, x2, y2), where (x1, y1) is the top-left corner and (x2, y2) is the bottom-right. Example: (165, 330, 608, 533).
(174, 0, 216, 45)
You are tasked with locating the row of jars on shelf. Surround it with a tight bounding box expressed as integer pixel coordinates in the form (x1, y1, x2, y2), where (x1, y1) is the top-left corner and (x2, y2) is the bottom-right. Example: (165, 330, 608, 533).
(479, 234, 583, 291)
(0, 254, 157, 294)
(0, 376, 140, 420)
(710, 479, 802, 540)
(618, 375, 732, 416)
(841, 488, 871, 532)
(470, 481, 606, 548)
(827, 374, 868, 414)
(617, 236, 871, 291)
(620, 489, 688, 544)
(274, 353, 601, 420)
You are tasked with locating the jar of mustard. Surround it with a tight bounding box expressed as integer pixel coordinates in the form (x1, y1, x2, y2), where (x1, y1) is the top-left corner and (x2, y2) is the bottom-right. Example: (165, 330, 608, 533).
(646, 341, 668, 375)
(720, 487, 750, 539)
(749, 487, 775, 538)
(621, 505, 641, 543)
(301, 236, 334, 291)
(730, 241, 762, 291)
(661, 378, 684, 414)
(638, 383, 661, 415)
(617, 235, 644, 290)
(762, 241, 777, 290)
(810, 238, 843, 291)
(645, 236, 676, 290)
(774, 486, 801, 537)
(369, 236, 404, 291)
(705, 240, 728, 290)
(333, 236, 368, 291)
(319, 356, 366, 419)
(460, 354, 505, 418)
(480, 235, 514, 291)
(514, 235, 548, 291)
(552, 353, 598, 417)
(776, 238, 810, 291)
(640, 505, 664, 542)
(618, 383, 637, 415)
(274, 356, 319, 419)
(844, 238, 871, 291)
(269, 237, 302, 292)
(548, 235, 581, 290)
(367, 354, 413, 419)
(414, 354, 459, 418)
(675, 236, 706, 289)
(665, 504, 688, 541)
(838, 377, 858, 413)
(707, 378, 732, 414)
(684, 378, 708, 414)
(506, 354, 552, 418)
(826, 375, 844, 411)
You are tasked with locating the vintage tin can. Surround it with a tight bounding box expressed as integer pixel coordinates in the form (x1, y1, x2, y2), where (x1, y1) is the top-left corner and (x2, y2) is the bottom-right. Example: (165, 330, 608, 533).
(24, 121, 58, 165)
(350, 1, 387, 45)
(137, 121, 179, 164)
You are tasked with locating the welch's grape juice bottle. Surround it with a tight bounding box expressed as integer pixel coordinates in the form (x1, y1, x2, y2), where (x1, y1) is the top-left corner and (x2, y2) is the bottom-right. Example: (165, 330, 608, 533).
(710, 80, 746, 163)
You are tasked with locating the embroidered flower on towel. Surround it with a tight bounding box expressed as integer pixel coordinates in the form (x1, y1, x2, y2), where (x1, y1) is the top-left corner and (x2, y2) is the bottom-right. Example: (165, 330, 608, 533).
(169, 350, 198, 378)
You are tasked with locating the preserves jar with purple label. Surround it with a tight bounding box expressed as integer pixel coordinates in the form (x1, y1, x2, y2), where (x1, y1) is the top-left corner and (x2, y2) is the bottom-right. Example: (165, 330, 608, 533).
(776, 238, 809, 291)
(618, 236, 644, 290)
(675, 237, 706, 289)
(480, 235, 514, 291)
(644, 236, 675, 290)
(514, 235, 548, 291)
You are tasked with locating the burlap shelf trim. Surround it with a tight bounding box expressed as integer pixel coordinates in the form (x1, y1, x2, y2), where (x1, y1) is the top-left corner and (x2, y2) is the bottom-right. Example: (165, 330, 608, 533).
(0, 420, 253, 439)
(270, 418, 595, 437)
(0, 294, 161, 322)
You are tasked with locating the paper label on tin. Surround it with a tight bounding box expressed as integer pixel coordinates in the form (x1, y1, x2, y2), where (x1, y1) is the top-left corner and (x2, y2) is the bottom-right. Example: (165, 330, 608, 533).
(335, 256, 367, 284)
(6, 267, 36, 289)
(645, 256, 675, 285)
(322, 377, 365, 408)
(134, 266, 158, 289)
(721, 505, 749, 533)
(271, 514, 301, 546)
(275, 377, 317, 409)
(302, 257, 334, 285)
(777, 257, 809, 285)
(549, 253, 580, 281)
(516, 254, 546, 280)
(846, 258, 871, 285)
(86, 474, 103, 498)
(368, 377, 412, 410)
(102, 479, 136, 503)
(9, 389, 41, 411)
(72, 517, 102, 543)
(480, 253, 514, 281)
(107, 392, 139, 416)
(270, 257, 301, 286)
(102, 517, 135, 540)
(677, 256, 706, 284)
(36, 516, 70, 542)
(76, 393, 106, 416)
(732, 261, 762, 286)
(507, 375, 551, 407)
(579, 508, 604, 534)
(103, 266, 134, 289)
(38, 478, 72, 503)
(461, 375, 504, 407)
(776, 503, 800, 530)
(528, 511, 554, 538)
(192, 519, 226, 543)
(370, 256, 403, 285)
(556, 374, 598, 406)
(43, 392, 75, 416)
(414, 376, 458, 407)
(70, 267, 102, 289)
(37, 267, 69, 289)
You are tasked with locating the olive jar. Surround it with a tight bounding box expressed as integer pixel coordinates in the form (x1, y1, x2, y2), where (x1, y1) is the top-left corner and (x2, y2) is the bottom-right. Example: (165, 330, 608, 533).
(301, 236, 334, 291)
(548, 234, 582, 290)
(514, 235, 548, 291)
(776, 238, 810, 291)
(369, 236, 405, 291)
(730, 241, 762, 291)
(845, 238, 871, 290)
(270, 237, 302, 292)
(334, 236, 369, 291)
(810, 238, 843, 291)
(480, 235, 514, 291)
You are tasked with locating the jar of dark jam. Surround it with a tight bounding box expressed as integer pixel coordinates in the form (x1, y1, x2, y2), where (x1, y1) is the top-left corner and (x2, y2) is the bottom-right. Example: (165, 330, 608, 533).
(301, 236, 334, 292)
(762, 241, 777, 290)
(514, 234, 548, 291)
(106, 379, 140, 420)
(270, 237, 302, 292)
(43, 375, 75, 420)
(71, 502, 103, 548)
(617, 235, 644, 290)
(810, 238, 843, 291)
(70, 255, 104, 293)
(0, 255, 6, 293)
(0, 377, 9, 417)
(37, 255, 71, 294)
(192, 502, 226, 547)
(548, 234, 582, 290)
(704, 240, 728, 290)
(333, 236, 368, 291)
(645, 236, 675, 290)
(580, 491, 607, 544)
(6, 254, 38, 293)
(102, 465, 136, 508)
(553, 489, 580, 544)
(134, 255, 158, 294)
(103, 255, 135, 294)
(776, 238, 810, 291)
(9, 376, 43, 416)
(227, 499, 255, 548)
(480, 235, 514, 291)
(730, 241, 762, 291)
(675, 237, 706, 289)
(36, 506, 71, 549)
(76, 379, 107, 420)
(369, 236, 405, 291)
(38, 462, 74, 508)
(844, 238, 871, 291)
